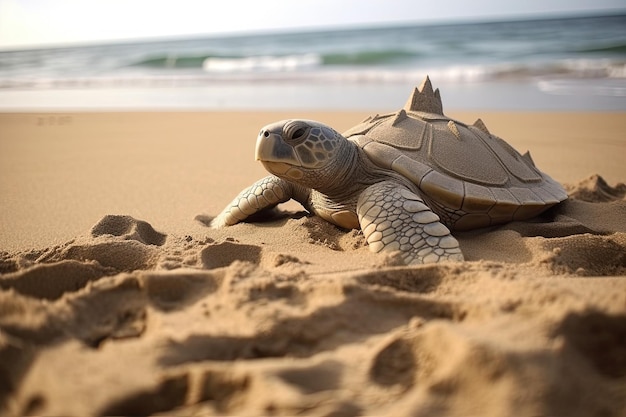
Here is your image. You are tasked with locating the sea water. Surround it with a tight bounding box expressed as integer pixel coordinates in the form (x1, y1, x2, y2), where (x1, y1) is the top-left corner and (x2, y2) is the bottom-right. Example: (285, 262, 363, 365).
(0, 13, 625, 111)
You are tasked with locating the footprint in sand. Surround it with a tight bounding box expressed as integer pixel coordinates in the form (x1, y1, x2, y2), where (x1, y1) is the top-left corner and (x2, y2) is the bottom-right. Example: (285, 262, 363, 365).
(200, 241, 262, 269)
(370, 337, 417, 389)
(98, 368, 255, 416)
(355, 264, 445, 294)
(141, 270, 221, 311)
(0, 260, 112, 301)
(97, 374, 188, 416)
(554, 310, 626, 379)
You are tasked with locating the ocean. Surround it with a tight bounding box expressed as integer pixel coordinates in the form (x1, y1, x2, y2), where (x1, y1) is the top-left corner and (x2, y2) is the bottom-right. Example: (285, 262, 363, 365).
(0, 13, 625, 111)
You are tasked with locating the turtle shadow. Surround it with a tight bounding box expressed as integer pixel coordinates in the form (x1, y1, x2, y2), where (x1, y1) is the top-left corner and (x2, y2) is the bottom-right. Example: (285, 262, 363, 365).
(196, 208, 309, 228)
(504, 202, 606, 238)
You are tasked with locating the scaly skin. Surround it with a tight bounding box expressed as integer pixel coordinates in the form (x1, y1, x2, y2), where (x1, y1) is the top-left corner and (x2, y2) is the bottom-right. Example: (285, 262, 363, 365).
(358, 181, 464, 264)
(211, 176, 309, 228)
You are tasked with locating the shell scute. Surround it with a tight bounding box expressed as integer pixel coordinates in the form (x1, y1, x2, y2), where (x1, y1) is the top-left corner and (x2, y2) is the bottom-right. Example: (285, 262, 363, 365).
(391, 155, 432, 187)
(485, 135, 543, 183)
(487, 188, 520, 220)
(421, 170, 464, 210)
(462, 182, 496, 213)
(360, 140, 398, 169)
(429, 120, 510, 186)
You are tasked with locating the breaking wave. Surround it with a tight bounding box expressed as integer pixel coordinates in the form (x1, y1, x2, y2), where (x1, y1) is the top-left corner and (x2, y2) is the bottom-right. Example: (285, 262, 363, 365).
(129, 50, 418, 72)
(2, 60, 624, 94)
(202, 54, 322, 72)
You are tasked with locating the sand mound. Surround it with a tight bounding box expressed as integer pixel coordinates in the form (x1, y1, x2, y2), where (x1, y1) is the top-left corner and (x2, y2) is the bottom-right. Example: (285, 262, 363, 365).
(566, 175, 626, 202)
(91, 215, 167, 246)
(1, 175, 626, 416)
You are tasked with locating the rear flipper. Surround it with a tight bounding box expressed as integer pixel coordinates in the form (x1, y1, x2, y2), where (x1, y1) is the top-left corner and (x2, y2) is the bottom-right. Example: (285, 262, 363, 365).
(357, 181, 464, 264)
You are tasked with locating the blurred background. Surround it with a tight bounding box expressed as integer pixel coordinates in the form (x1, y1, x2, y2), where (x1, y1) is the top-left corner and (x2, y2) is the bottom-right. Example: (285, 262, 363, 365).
(0, 0, 625, 111)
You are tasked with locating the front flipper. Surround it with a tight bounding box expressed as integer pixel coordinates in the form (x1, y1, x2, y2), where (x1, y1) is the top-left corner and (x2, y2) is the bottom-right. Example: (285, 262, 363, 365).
(211, 175, 307, 228)
(357, 181, 464, 264)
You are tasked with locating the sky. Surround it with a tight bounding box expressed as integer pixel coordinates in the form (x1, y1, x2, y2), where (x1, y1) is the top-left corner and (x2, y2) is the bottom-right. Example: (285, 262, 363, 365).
(1, 0, 625, 49)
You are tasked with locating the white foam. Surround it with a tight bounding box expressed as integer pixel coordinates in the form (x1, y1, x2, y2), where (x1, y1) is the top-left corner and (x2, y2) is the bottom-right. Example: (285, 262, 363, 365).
(608, 63, 626, 79)
(537, 79, 626, 97)
(203, 54, 321, 73)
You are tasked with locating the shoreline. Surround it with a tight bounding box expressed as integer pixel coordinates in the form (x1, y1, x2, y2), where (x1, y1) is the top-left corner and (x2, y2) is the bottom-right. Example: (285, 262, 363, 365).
(1, 79, 625, 112)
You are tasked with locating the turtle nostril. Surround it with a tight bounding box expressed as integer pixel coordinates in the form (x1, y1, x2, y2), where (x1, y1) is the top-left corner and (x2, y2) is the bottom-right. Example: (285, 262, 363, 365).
(263, 130, 270, 138)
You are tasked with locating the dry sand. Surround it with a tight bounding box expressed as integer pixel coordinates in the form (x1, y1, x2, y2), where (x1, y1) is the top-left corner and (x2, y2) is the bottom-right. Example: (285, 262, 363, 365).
(0, 111, 625, 416)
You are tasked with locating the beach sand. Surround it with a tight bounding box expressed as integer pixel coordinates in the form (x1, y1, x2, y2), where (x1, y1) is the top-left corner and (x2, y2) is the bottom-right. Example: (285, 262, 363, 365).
(1, 111, 625, 416)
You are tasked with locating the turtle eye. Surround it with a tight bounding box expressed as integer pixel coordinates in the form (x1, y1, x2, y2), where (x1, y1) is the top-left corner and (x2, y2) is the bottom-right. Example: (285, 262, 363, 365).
(292, 127, 306, 140)
(284, 121, 310, 143)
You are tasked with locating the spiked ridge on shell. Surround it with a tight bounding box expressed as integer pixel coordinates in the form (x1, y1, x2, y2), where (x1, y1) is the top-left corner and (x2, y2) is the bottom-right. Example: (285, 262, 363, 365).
(404, 76, 444, 115)
(391, 109, 408, 126)
(472, 118, 490, 135)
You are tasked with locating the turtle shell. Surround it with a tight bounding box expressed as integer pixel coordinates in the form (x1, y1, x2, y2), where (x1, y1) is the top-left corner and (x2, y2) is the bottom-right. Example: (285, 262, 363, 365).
(344, 77, 568, 231)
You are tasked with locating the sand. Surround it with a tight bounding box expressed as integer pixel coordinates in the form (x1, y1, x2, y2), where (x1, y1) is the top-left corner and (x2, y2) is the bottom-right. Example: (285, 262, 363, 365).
(0, 111, 625, 416)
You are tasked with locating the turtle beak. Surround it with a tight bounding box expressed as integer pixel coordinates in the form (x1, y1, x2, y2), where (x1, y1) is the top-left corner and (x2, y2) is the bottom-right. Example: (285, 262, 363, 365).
(255, 126, 301, 167)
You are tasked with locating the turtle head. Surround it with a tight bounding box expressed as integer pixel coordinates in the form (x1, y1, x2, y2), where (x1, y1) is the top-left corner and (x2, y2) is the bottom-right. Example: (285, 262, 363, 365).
(255, 119, 350, 189)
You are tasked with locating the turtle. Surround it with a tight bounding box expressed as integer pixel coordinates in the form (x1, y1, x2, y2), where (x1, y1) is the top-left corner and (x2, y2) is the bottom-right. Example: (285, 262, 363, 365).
(211, 76, 568, 264)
